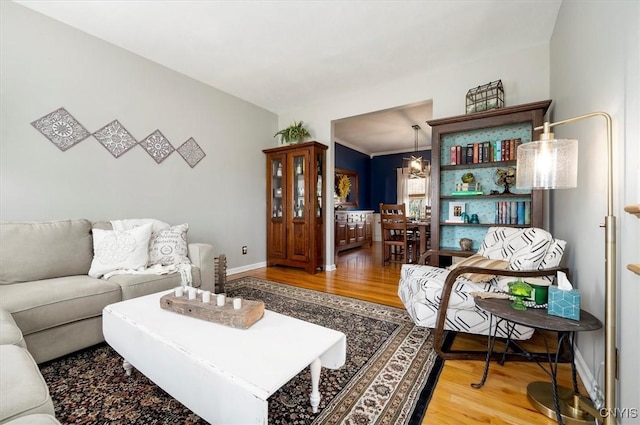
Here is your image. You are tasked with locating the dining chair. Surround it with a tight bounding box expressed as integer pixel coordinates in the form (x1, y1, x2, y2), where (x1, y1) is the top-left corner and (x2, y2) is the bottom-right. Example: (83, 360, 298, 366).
(379, 203, 418, 266)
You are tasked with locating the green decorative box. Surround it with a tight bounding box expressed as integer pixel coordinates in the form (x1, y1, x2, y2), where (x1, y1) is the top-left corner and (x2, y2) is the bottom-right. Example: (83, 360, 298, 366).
(547, 286, 580, 320)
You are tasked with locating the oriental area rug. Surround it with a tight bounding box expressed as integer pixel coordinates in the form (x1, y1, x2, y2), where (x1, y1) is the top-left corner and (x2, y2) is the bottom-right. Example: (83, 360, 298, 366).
(40, 276, 447, 425)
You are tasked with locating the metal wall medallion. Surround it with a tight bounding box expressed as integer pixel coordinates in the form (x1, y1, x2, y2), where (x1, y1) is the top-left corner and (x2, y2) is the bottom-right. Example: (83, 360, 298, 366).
(140, 129, 175, 164)
(31, 107, 91, 151)
(177, 137, 206, 168)
(93, 120, 138, 158)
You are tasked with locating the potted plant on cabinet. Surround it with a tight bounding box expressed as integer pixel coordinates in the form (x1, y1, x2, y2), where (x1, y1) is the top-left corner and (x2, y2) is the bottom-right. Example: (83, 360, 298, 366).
(274, 121, 311, 145)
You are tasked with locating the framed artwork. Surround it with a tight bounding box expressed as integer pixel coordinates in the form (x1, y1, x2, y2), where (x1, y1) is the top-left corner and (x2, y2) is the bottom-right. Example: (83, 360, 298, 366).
(448, 201, 466, 222)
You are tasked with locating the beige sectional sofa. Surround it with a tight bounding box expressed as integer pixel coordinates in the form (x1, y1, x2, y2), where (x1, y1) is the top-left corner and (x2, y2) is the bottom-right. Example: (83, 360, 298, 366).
(0, 219, 223, 424)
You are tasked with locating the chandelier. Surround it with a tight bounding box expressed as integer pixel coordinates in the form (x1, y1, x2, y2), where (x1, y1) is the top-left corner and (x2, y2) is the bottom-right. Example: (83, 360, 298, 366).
(405, 124, 427, 178)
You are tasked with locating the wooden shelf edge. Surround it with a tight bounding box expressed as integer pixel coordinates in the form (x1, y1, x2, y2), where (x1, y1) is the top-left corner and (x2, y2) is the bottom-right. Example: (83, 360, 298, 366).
(439, 222, 530, 228)
(427, 100, 552, 127)
(441, 194, 531, 199)
(627, 264, 640, 275)
(441, 160, 517, 171)
(624, 205, 640, 217)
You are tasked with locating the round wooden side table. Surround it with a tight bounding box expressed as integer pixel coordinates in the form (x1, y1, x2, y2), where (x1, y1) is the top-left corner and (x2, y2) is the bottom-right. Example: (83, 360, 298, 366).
(474, 297, 602, 425)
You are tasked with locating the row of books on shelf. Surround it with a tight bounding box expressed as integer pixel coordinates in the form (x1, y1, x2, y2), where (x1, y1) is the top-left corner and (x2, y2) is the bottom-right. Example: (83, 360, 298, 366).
(449, 138, 522, 165)
(495, 201, 531, 225)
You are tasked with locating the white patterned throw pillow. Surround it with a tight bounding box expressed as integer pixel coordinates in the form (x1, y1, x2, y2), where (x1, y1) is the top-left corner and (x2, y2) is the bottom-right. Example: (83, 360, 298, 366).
(148, 223, 190, 266)
(477, 226, 553, 271)
(89, 223, 153, 278)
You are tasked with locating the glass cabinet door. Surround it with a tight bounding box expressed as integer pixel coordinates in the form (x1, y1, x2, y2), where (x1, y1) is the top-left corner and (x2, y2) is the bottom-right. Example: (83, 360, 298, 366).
(271, 157, 284, 218)
(316, 153, 323, 218)
(292, 154, 305, 219)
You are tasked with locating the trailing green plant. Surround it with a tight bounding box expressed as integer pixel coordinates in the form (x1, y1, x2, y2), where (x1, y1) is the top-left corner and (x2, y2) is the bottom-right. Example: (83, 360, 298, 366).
(273, 121, 311, 145)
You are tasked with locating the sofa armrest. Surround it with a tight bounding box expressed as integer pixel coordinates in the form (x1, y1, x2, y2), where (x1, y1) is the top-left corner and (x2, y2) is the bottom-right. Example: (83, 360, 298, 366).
(188, 243, 215, 292)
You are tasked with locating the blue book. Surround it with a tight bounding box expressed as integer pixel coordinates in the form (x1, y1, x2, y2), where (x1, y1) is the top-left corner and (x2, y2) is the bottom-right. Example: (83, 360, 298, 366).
(524, 201, 531, 225)
(517, 201, 525, 225)
(494, 140, 502, 162)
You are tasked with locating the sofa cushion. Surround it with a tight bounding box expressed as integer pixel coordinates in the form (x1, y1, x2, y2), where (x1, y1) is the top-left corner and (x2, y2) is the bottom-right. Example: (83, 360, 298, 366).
(0, 309, 26, 348)
(0, 276, 121, 336)
(88, 223, 153, 278)
(107, 266, 202, 300)
(0, 219, 93, 284)
(0, 345, 55, 423)
(3, 414, 61, 425)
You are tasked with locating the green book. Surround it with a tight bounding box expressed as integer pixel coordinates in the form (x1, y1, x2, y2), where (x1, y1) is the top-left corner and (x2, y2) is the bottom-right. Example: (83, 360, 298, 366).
(451, 191, 483, 196)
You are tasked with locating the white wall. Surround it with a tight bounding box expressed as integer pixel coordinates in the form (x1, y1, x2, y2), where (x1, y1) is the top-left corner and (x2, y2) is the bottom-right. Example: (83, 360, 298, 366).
(550, 0, 639, 418)
(0, 2, 277, 270)
(279, 43, 551, 268)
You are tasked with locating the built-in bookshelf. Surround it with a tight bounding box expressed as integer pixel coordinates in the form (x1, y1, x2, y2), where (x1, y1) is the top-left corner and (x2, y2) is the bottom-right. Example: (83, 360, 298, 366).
(427, 100, 551, 266)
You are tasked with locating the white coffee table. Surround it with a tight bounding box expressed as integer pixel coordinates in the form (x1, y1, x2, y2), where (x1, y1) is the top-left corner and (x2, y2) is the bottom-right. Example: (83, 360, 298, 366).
(102, 290, 346, 425)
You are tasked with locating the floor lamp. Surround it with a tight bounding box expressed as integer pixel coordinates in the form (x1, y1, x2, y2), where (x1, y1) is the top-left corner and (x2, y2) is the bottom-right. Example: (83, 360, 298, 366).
(516, 112, 616, 425)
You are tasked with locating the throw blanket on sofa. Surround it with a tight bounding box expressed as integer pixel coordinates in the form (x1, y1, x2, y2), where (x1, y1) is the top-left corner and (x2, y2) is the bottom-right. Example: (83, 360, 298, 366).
(108, 219, 193, 286)
(111, 218, 170, 234)
(103, 263, 193, 286)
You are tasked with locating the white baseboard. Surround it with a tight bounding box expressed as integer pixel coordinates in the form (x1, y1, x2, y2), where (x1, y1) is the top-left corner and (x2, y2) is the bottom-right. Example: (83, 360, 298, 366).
(228, 261, 337, 275)
(574, 347, 604, 409)
(227, 261, 267, 276)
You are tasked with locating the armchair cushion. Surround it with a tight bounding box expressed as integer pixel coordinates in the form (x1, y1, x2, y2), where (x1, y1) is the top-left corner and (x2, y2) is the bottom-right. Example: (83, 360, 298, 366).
(400, 265, 502, 311)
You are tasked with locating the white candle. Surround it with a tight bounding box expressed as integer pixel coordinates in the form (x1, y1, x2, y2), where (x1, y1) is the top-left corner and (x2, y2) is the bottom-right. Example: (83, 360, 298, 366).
(233, 297, 242, 310)
(202, 291, 211, 303)
(188, 287, 196, 300)
(175, 287, 184, 297)
(217, 293, 226, 307)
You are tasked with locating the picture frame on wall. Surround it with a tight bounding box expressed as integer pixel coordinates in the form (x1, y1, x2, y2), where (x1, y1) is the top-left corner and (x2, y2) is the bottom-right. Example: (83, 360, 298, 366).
(447, 201, 466, 223)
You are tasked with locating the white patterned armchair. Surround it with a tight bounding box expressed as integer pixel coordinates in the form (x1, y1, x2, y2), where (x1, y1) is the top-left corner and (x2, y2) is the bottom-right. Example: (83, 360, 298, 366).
(398, 227, 566, 360)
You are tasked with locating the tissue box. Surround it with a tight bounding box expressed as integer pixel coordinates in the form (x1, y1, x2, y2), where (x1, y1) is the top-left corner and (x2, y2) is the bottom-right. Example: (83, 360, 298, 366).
(547, 286, 581, 320)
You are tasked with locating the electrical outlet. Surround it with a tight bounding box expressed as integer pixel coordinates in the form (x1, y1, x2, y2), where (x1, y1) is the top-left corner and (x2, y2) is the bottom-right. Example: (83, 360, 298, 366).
(242, 246, 247, 255)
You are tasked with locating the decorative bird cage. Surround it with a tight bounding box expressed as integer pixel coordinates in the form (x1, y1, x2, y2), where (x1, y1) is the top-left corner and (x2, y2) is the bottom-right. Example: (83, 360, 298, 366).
(465, 80, 504, 114)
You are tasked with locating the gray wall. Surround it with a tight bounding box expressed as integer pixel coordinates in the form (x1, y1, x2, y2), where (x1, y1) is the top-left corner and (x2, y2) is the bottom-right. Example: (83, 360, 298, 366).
(0, 2, 277, 271)
(550, 0, 639, 417)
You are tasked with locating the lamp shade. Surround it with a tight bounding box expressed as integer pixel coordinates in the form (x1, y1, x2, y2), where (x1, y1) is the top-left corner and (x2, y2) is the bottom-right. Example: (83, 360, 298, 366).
(516, 139, 578, 189)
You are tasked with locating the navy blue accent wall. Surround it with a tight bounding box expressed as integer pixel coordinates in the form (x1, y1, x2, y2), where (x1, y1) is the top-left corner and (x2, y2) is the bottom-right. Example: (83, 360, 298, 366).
(335, 143, 371, 209)
(335, 143, 430, 213)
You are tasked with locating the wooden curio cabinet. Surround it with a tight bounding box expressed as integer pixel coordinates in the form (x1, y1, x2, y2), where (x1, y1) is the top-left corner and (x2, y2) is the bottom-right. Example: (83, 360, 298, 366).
(263, 141, 327, 274)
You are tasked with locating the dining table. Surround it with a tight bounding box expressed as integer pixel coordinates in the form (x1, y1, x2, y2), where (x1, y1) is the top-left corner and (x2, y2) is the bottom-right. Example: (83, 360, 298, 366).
(409, 220, 430, 260)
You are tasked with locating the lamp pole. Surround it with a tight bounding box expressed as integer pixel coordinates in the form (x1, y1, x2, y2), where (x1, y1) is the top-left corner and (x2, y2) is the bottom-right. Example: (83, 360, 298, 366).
(537, 112, 616, 424)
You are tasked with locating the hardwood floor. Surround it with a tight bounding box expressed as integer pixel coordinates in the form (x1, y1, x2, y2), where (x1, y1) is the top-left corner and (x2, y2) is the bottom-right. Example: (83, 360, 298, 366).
(233, 243, 582, 425)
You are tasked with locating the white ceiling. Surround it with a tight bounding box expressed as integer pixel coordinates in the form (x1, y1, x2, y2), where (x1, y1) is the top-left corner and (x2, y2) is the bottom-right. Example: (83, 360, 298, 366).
(14, 0, 562, 155)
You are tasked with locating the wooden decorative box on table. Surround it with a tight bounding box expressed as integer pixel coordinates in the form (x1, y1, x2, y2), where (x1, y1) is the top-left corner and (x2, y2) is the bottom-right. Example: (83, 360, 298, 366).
(160, 293, 265, 329)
